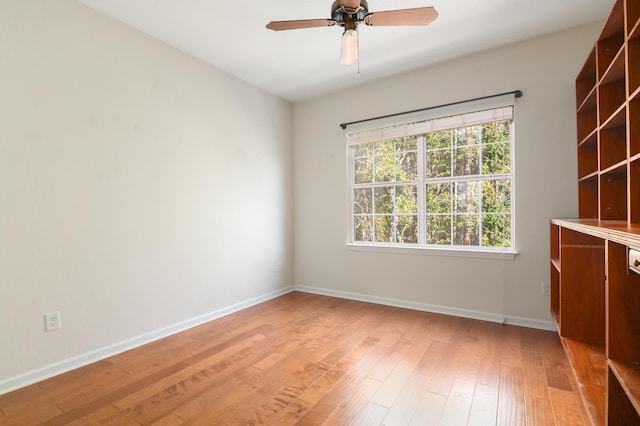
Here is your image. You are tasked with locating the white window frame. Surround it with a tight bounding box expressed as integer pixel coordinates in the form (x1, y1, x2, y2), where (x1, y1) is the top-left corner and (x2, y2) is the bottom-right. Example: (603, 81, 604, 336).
(346, 94, 518, 260)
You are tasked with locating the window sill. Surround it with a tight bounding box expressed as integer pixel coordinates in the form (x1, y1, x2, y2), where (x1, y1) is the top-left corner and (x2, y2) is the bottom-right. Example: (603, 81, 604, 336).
(346, 243, 518, 260)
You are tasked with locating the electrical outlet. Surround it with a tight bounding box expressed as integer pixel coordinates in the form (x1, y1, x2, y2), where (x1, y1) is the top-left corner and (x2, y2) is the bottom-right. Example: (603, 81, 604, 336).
(541, 282, 550, 296)
(44, 311, 61, 332)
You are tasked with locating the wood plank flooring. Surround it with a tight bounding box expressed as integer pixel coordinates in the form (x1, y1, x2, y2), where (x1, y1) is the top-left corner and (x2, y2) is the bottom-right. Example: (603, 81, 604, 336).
(0, 292, 587, 425)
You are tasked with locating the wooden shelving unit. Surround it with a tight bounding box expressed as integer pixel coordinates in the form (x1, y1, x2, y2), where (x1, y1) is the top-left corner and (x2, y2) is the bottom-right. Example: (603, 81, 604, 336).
(551, 0, 640, 423)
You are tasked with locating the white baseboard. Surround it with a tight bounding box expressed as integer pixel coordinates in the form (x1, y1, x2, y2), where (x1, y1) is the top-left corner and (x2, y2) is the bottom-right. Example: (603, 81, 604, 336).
(502, 315, 557, 331)
(294, 285, 556, 332)
(0, 286, 294, 396)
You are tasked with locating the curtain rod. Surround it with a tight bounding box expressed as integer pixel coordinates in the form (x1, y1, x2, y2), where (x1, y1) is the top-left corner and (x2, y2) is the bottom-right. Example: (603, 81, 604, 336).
(339, 90, 523, 130)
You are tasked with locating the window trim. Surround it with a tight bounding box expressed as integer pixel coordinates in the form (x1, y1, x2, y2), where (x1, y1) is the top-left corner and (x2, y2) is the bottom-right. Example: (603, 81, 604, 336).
(346, 242, 518, 260)
(345, 94, 517, 257)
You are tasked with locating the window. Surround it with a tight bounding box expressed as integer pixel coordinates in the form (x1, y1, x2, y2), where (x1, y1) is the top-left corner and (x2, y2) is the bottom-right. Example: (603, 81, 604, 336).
(347, 104, 514, 254)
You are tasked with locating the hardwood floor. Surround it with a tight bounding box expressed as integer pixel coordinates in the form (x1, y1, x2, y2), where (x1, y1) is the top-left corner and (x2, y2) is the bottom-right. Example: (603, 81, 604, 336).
(0, 292, 587, 425)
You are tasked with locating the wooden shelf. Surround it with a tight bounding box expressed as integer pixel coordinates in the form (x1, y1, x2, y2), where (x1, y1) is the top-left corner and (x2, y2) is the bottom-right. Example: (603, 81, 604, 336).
(629, 37, 640, 96)
(599, 107, 627, 170)
(550, 223, 560, 327)
(551, 219, 640, 249)
(631, 99, 640, 157)
(628, 0, 640, 37)
(578, 133, 598, 178)
(579, 170, 599, 181)
(577, 90, 598, 142)
(600, 165, 628, 221)
(600, 159, 628, 175)
(598, 38, 624, 83)
(578, 176, 599, 219)
(597, 0, 625, 78)
(560, 337, 606, 426)
(550, 263, 559, 327)
(608, 363, 640, 425)
(598, 52, 626, 124)
(576, 49, 596, 108)
(608, 238, 640, 337)
(550, 223, 560, 260)
(607, 361, 640, 426)
(631, 159, 640, 224)
(609, 361, 640, 417)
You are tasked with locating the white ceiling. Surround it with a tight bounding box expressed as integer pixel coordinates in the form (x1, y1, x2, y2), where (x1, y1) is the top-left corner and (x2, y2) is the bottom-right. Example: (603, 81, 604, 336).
(76, 0, 613, 102)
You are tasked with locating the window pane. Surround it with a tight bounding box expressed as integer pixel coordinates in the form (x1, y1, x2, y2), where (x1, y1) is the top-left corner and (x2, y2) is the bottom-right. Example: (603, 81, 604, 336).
(427, 215, 451, 245)
(354, 143, 374, 157)
(353, 188, 373, 214)
(395, 136, 418, 151)
(426, 183, 452, 213)
(482, 214, 511, 247)
(374, 187, 394, 214)
(396, 215, 417, 243)
(426, 130, 451, 150)
(454, 181, 480, 213)
(354, 157, 373, 184)
(396, 185, 417, 214)
(374, 153, 396, 182)
(454, 214, 479, 246)
(482, 142, 510, 174)
(482, 179, 511, 213)
(454, 126, 480, 147)
(397, 151, 418, 181)
(375, 140, 394, 154)
(354, 216, 373, 242)
(482, 121, 510, 144)
(454, 146, 479, 176)
(374, 215, 393, 242)
(426, 149, 451, 178)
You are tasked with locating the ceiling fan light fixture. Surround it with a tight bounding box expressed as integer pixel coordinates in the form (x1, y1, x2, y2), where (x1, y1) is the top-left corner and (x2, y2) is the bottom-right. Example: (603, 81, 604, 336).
(340, 29, 358, 64)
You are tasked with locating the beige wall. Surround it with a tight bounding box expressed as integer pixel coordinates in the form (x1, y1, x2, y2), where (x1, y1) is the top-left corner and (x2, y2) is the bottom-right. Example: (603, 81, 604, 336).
(292, 22, 602, 326)
(0, 0, 293, 387)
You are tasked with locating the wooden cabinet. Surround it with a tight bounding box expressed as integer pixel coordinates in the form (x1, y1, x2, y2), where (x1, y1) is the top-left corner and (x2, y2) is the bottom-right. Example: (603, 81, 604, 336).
(551, 0, 640, 423)
(551, 220, 640, 424)
(550, 222, 607, 424)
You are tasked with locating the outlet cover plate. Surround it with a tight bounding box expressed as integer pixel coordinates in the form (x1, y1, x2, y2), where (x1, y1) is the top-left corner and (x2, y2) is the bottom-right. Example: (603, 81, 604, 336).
(541, 282, 550, 296)
(44, 312, 61, 332)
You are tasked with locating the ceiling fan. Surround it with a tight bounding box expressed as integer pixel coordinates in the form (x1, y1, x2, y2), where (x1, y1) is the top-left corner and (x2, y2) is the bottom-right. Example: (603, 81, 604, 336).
(266, 1, 438, 65)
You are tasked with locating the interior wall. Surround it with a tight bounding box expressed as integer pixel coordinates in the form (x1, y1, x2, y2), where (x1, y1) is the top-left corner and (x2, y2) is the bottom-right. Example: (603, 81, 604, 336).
(0, 0, 293, 384)
(293, 22, 602, 324)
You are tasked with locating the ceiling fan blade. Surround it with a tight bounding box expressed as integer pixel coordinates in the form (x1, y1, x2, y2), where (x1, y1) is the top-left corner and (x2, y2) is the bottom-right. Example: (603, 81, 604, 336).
(340, 0, 361, 13)
(266, 19, 336, 31)
(364, 7, 438, 27)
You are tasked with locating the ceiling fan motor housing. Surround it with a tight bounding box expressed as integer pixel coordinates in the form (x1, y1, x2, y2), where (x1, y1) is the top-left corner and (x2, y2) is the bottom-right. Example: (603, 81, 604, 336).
(331, 0, 369, 26)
